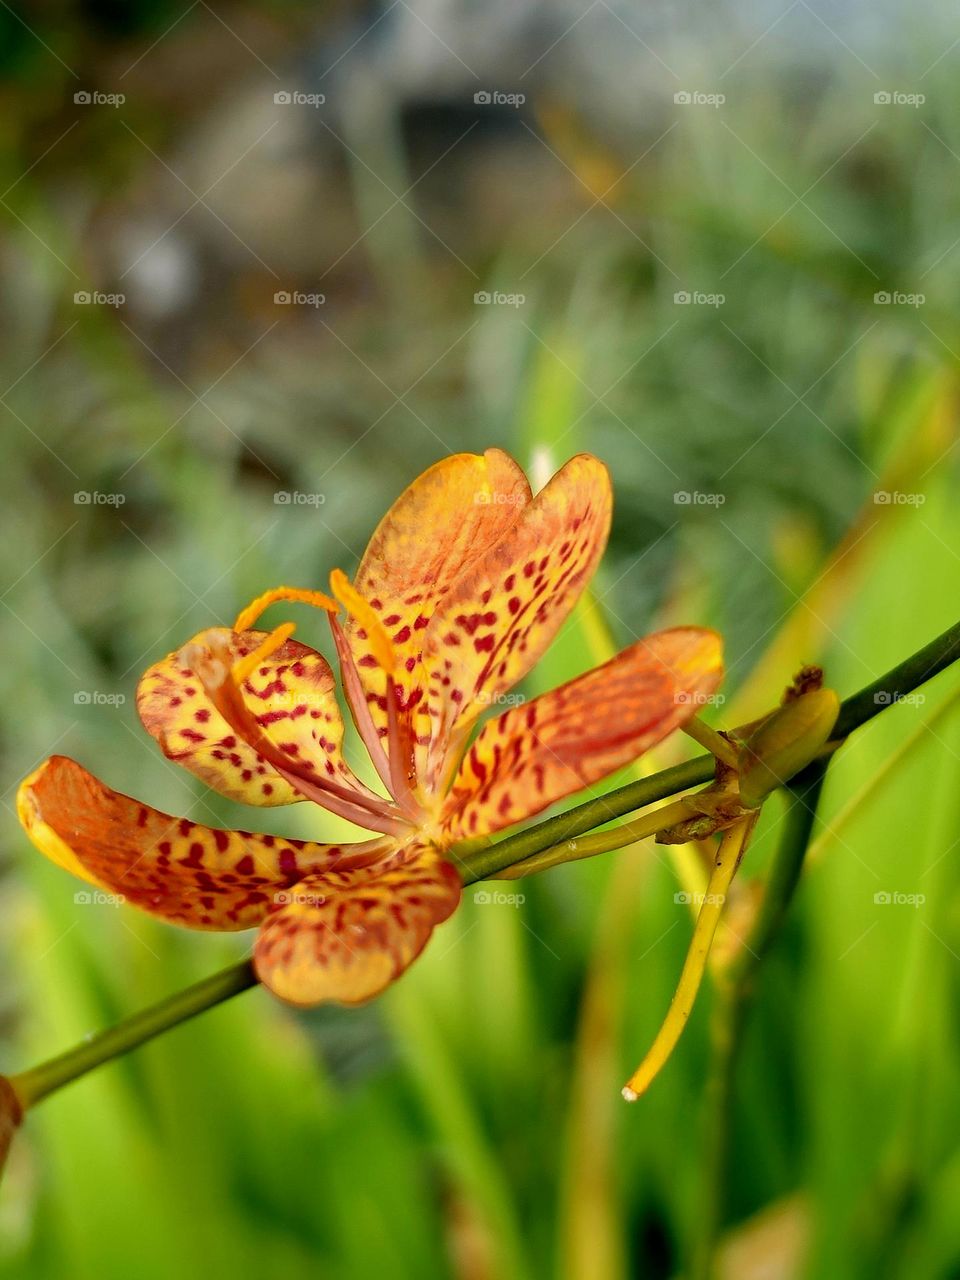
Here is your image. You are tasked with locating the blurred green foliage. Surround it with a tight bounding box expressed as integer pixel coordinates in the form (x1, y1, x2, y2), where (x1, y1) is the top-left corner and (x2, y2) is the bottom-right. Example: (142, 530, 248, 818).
(1, 3, 959, 1278)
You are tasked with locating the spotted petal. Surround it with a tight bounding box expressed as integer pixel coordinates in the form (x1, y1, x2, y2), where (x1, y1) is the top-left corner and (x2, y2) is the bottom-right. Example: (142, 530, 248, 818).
(344, 449, 531, 746)
(17, 756, 389, 930)
(137, 628, 357, 807)
(253, 842, 461, 1006)
(423, 453, 612, 787)
(442, 628, 724, 840)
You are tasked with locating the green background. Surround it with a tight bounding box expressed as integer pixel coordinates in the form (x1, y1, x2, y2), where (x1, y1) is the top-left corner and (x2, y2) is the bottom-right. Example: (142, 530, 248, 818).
(1, 2, 959, 1276)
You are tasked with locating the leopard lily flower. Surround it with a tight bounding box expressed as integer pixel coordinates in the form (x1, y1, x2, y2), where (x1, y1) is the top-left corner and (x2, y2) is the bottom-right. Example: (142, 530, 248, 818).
(17, 451, 723, 1007)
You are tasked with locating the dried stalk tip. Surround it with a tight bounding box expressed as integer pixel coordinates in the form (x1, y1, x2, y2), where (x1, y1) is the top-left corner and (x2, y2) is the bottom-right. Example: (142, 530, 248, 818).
(0, 1076, 23, 1181)
(783, 665, 824, 702)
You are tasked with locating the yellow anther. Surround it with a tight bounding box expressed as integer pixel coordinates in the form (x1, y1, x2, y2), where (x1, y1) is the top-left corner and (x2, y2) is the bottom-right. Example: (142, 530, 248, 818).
(234, 586, 338, 633)
(231, 623, 297, 685)
(329, 569, 396, 676)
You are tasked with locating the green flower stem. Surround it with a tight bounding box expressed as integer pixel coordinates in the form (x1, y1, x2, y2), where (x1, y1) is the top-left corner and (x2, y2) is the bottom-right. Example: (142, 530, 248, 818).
(6, 617, 959, 1117)
(461, 614, 960, 883)
(682, 716, 739, 767)
(459, 756, 715, 881)
(690, 762, 828, 1280)
(10, 959, 257, 1110)
(493, 797, 696, 880)
(832, 617, 960, 739)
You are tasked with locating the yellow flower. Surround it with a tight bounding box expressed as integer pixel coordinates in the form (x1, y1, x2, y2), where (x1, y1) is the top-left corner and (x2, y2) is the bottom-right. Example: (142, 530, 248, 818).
(18, 451, 722, 1007)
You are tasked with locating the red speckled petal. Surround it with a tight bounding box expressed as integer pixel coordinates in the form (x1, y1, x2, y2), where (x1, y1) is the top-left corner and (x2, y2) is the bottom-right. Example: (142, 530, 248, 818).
(254, 842, 461, 1006)
(345, 449, 530, 754)
(423, 454, 612, 789)
(17, 756, 390, 930)
(138, 628, 368, 808)
(442, 628, 724, 840)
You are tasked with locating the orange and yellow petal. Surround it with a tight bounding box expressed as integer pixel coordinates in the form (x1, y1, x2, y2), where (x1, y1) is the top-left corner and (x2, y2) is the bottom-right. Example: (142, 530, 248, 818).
(423, 453, 612, 785)
(344, 449, 531, 747)
(253, 842, 461, 1006)
(17, 756, 390, 930)
(442, 627, 724, 840)
(138, 628, 374, 809)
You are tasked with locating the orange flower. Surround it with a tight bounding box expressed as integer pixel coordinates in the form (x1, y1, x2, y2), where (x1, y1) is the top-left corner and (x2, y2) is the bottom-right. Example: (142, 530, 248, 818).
(18, 451, 723, 1007)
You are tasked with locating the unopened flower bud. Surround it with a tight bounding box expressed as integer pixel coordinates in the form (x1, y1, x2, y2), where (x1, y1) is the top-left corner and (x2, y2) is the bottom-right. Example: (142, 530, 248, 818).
(738, 688, 840, 809)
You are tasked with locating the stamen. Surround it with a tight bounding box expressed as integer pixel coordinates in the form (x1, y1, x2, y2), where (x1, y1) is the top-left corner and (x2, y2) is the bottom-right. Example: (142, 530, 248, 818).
(327, 571, 422, 817)
(180, 627, 413, 837)
(231, 623, 296, 685)
(329, 569, 396, 676)
(234, 586, 337, 633)
(329, 613, 396, 796)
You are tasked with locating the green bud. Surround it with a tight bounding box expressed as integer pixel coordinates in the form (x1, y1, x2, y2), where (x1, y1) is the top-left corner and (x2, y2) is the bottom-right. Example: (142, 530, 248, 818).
(738, 688, 840, 809)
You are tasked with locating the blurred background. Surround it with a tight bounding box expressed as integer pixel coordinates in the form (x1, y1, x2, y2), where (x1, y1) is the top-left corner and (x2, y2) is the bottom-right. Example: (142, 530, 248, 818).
(1, 0, 959, 1276)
